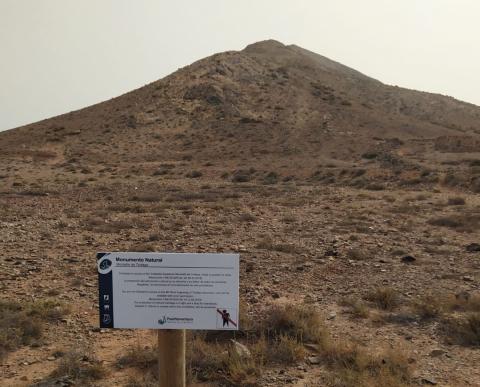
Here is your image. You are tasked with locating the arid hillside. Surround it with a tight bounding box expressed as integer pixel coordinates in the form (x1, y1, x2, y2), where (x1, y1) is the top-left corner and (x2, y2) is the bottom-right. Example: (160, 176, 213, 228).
(1, 40, 480, 191)
(1, 41, 479, 387)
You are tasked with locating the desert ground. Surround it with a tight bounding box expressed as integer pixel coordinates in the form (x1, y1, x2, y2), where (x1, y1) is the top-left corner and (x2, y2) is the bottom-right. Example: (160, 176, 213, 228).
(1, 40, 479, 386)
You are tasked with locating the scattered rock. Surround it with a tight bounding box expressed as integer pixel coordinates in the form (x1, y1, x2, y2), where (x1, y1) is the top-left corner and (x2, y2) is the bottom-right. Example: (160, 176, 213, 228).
(327, 311, 336, 320)
(463, 276, 475, 282)
(231, 340, 251, 358)
(421, 376, 438, 385)
(324, 249, 338, 257)
(307, 356, 321, 365)
(466, 243, 480, 252)
(401, 255, 416, 263)
(304, 343, 320, 352)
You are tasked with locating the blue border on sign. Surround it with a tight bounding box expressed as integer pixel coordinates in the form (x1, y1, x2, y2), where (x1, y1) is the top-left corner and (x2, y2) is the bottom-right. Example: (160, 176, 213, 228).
(97, 252, 114, 328)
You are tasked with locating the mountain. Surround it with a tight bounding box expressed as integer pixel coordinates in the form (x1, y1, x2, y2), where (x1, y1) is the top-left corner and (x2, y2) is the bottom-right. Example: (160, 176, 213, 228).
(1, 39, 479, 190)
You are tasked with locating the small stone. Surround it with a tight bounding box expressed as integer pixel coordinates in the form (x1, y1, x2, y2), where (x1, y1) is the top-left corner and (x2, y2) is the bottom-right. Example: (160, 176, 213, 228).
(327, 311, 336, 320)
(421, 376, 438, 385)
(466, 243, 480, 252)
(304, 343, 320, 352)
(463, 276, 474, 282)
(231, 340, 251, 358)
(307, 356, 321, 365)
(47, 356, 56, 361)
(272, 292, 280, 299)
(401, 255, 416, 263)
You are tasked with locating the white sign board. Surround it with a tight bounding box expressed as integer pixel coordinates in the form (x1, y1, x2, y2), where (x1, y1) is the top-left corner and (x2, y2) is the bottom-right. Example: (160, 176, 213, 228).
(97, 252, 239, 330)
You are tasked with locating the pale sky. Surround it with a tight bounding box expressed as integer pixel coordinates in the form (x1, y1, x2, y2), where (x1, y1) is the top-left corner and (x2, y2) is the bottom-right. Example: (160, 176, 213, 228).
(1, 0, 479, 132)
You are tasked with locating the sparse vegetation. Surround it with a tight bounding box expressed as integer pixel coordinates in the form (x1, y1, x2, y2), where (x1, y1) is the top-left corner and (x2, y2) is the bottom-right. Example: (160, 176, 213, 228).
(41, 349, 107, 385)
(365, 288, 400, 311)
(346, 248, 370, 261)
(340, 297, 370, 319)
(0, 299, 69, 360)
(428, 214, 480, 232)
(442, 314, 480, 346)
(412, 294, 445, 320)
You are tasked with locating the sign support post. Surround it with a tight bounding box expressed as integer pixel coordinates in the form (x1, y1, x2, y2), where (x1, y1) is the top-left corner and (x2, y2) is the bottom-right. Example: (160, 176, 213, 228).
(158, 329, 186, 387)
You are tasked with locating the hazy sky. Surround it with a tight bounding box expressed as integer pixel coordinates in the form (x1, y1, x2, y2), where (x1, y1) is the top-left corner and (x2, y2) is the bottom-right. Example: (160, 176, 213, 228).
(1, 0, 479, 131)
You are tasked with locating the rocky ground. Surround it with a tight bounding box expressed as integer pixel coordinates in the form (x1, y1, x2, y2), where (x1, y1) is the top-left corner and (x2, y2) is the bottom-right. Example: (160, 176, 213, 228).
(1, 170, 479, 386)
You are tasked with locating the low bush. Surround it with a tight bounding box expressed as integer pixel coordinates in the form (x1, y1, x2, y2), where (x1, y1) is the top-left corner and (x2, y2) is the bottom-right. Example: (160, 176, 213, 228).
(428, 214, 480, 232)
(45, 350, 106, 384)
(0, 299, 69, 360)
(443, 313, 480, 346)
(365, 288, 400, 311)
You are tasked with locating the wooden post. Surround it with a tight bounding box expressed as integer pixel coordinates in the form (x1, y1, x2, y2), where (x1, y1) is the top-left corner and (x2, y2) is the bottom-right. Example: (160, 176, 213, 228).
(157, 329, 186, 387)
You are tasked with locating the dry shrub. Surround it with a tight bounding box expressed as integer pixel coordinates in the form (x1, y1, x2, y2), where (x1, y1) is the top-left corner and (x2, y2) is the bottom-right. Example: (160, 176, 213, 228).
(322, 343, 412, 387)
(340, 297, 370, 319)
(442, 313, 480, 347)
(117, 344, 157, 372)
(118, 303, 414, 386)
(428, 214, 480, 232)
(259, 304, 327, 344)
(365, 288, 400, 311)
(449, 294, 480, 312)
(187, 336, 259, 385)
(346, 248, 370, 261)
(412, 295, 445, 320)
(0, 299, 69, 359)
(48, 349, 107, 383)
(265, 334, 305, 364)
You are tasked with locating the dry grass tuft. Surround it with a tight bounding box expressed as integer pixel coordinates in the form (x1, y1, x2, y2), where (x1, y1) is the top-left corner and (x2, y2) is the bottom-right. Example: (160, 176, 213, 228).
(322, 343, 413, 387)
(0, 299, 69, 360)
(117, 303, 414, 386)
(48, 349, 107, 384)
(340, 297, 370, 319)
(365, 288, 400, 311)
(259, 304, 328, 344)
(442, 313, 480, 347)
(428, 214, 480, 232)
